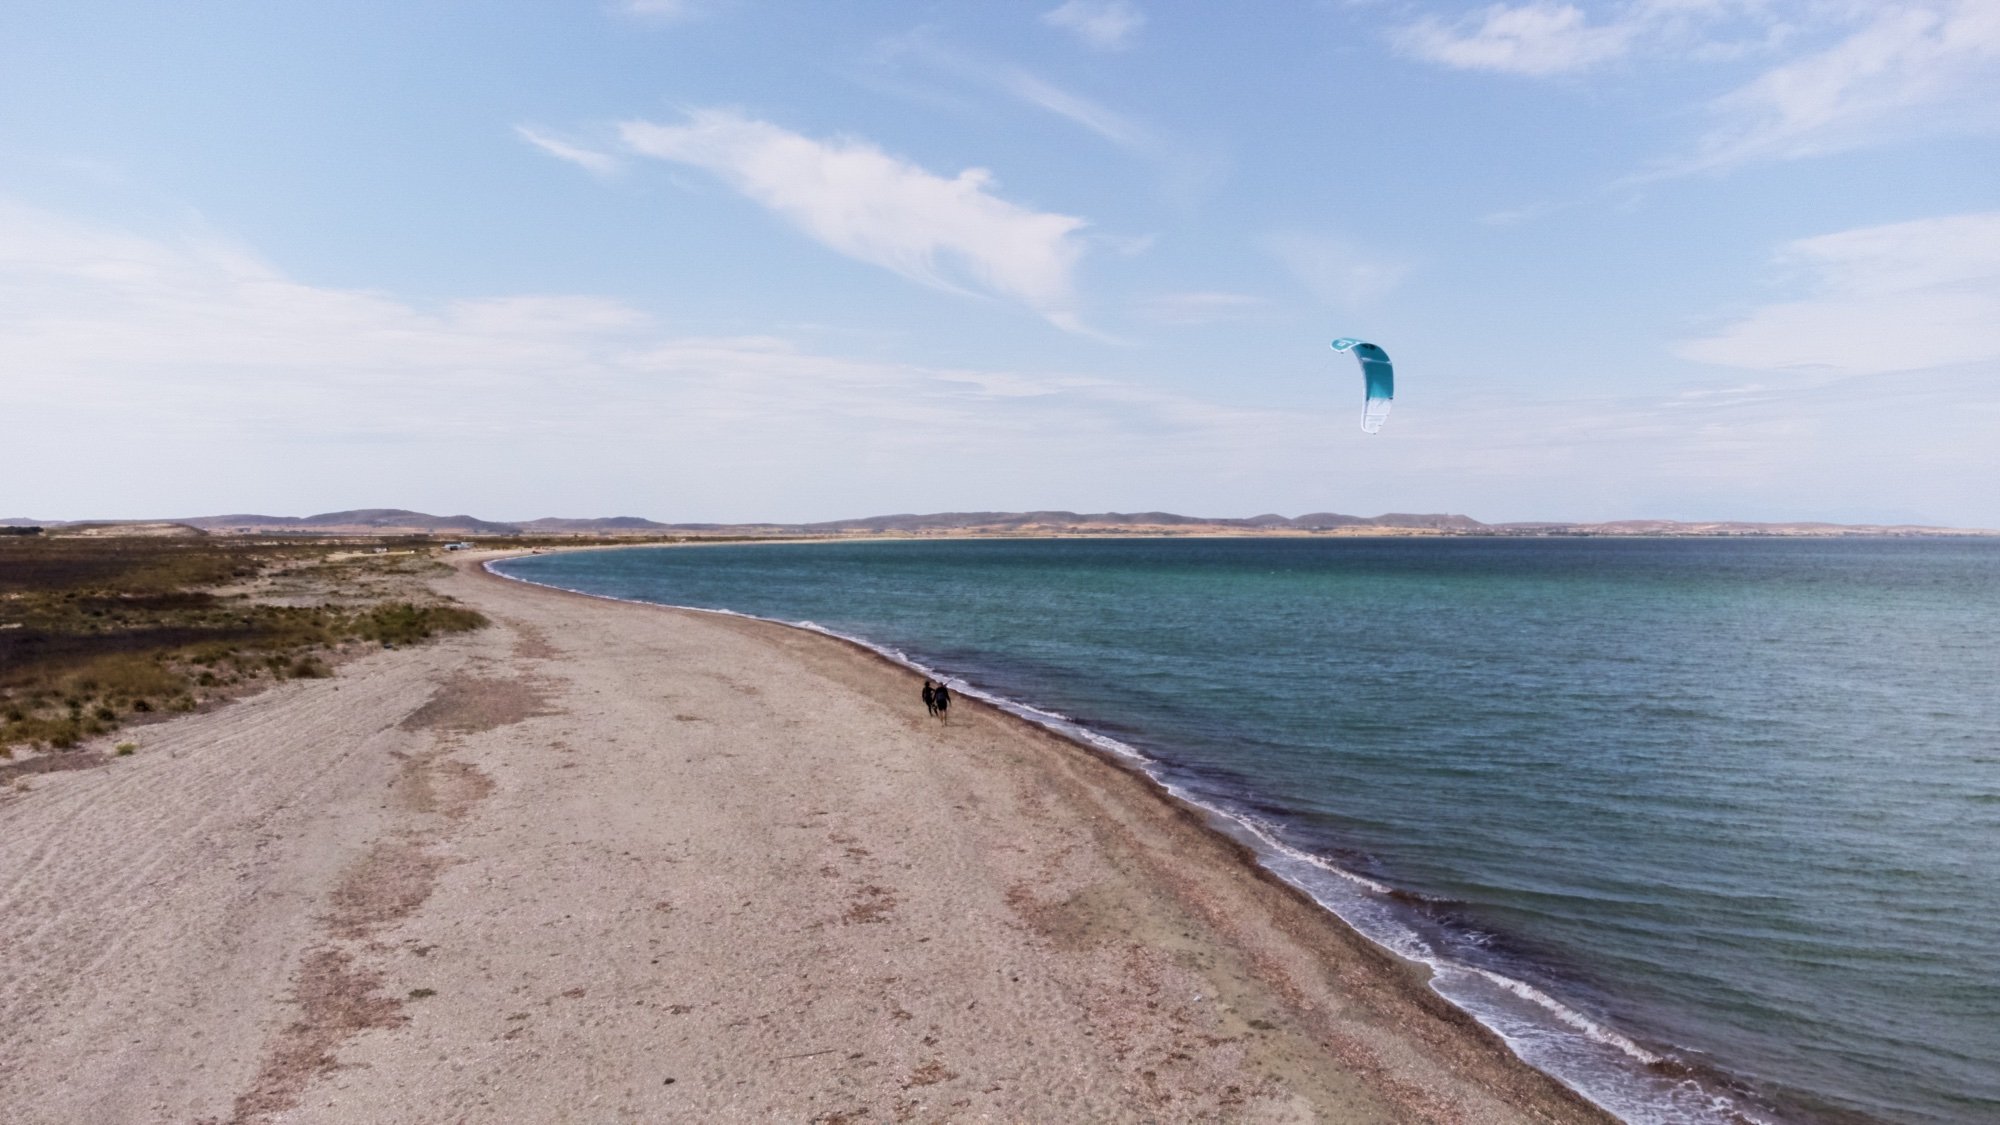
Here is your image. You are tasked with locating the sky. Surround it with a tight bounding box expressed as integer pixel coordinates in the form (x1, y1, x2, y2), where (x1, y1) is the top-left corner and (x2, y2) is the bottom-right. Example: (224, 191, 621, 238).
(3, 0, 1997, 526)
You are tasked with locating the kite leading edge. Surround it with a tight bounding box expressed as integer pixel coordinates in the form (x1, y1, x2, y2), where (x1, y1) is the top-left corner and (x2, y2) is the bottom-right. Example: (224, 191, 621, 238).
(1330, 337, 1394, 434)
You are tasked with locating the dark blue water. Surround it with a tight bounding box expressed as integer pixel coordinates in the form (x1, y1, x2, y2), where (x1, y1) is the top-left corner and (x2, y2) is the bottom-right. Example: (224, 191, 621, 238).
(493, 538, 2000, 1123)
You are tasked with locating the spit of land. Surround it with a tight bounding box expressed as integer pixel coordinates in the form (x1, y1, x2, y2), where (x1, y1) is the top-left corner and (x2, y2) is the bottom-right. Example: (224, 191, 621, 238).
(0, 545, 1607, 1123)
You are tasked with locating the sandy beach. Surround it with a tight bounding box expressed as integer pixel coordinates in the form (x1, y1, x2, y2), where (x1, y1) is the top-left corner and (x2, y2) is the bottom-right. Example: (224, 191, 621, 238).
(0, 552, 1608, 1123)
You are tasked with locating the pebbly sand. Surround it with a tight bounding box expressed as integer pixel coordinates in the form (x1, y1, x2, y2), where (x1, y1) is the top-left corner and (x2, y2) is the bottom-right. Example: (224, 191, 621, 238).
(0, 552, 1609, 1123)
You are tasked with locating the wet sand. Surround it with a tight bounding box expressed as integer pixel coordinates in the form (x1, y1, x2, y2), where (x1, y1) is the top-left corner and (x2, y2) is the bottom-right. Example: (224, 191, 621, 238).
(0, 552, 1608, 1122)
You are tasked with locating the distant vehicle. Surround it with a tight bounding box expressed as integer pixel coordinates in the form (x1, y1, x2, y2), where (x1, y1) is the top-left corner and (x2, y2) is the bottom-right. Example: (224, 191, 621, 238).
(443, 541, 474, 551)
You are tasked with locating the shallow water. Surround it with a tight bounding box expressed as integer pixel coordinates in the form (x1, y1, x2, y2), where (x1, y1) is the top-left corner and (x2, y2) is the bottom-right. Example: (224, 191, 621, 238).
(495, 537, 2000, 1123)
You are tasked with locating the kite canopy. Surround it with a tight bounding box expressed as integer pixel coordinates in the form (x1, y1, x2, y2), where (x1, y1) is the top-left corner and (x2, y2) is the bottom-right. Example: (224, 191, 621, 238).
(1330, 337, 1394, 433)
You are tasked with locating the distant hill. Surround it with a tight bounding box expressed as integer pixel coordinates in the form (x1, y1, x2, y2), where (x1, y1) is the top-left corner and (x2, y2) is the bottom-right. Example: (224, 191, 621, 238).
(799, 510, 1487, 532)
(517, 516, 676, 532)
(8, 509, 1988, 538)
(179, 509, 521, 535)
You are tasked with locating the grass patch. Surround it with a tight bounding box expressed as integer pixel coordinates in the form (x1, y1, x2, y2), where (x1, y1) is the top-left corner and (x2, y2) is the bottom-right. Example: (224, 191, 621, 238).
(1, 536, 486, 753)
(356, 603, 489, 646)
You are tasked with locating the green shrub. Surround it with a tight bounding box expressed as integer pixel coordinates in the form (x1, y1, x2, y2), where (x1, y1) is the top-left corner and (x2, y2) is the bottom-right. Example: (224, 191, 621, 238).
(354, 603, 488, 646)
(289, 656, 331, 679)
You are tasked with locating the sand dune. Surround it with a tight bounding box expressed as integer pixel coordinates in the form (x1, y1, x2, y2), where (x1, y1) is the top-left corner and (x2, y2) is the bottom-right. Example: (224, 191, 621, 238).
(0, 554, 1606, 1122)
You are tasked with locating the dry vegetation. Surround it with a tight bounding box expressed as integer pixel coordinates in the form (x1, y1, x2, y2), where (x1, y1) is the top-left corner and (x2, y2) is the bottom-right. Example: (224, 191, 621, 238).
(0, 535, 485, 756)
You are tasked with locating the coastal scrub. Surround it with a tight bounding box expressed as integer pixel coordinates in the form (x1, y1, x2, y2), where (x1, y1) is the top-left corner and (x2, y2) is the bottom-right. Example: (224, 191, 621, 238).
(0, 535, 486, 754)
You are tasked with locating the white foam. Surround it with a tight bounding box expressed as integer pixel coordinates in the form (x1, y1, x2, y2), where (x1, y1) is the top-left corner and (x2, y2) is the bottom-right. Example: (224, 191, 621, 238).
(1467, 966, 1665, 1065)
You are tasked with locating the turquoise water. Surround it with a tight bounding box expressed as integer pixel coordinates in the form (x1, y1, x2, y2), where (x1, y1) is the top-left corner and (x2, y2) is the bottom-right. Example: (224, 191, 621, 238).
(493, 538, 2000, 1123)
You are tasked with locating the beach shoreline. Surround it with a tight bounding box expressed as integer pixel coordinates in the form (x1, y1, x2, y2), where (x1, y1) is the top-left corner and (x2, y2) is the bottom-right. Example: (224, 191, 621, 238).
(0, 548, 1610, 1122)
(484, 543, 1745, 1122)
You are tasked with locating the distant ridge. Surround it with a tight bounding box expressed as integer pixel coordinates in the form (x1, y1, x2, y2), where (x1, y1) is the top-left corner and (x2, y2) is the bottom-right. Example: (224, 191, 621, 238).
(519, 516, 676, 532)
(798, 511, 1487, 532)
(6, 509, 1987, 538)
(177, 509, 521, 535)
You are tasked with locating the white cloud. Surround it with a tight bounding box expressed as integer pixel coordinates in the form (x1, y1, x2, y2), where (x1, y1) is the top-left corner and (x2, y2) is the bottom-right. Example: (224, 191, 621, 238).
(0, 200, 1295, 520)
(1680, 211, 2000, 375)
(618, 109, 1090, 329)
(1686, 0, 2000, 170)
(1393, 2, 2000, 170)
(1042, 1, 1146, 51)
(1263, 232, 1414, 309)
(515, 125, 622, 176)
(1396, 2, 1634, 76)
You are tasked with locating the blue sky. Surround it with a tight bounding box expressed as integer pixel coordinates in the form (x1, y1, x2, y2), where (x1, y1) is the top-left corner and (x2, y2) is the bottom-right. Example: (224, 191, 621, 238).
(4, 1, 1996, 525)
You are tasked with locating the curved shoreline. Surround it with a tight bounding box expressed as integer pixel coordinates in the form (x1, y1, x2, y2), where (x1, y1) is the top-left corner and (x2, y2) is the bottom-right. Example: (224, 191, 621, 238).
(482, 548, 1764, 1123)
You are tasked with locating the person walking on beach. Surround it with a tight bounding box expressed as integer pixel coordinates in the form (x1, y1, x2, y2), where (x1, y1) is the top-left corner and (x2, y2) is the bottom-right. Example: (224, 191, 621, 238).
(933, 680, 951, 723)
(921, 679, 937, 718)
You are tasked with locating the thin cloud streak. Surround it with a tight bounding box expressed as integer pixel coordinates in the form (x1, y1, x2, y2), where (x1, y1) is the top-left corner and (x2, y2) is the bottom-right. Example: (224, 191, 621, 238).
(999, 70, 1154, 150)
(871, 31, 1162, 155)
(516, 125, 623, 176)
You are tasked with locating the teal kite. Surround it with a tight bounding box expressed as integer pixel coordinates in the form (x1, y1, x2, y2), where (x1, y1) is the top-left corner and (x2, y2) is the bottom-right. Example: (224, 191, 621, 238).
(1331, 338, 1394, 434)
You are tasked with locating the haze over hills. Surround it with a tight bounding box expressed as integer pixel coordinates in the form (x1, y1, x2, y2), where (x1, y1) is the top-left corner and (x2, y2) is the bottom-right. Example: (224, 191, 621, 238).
(1, 509, 1989, 537)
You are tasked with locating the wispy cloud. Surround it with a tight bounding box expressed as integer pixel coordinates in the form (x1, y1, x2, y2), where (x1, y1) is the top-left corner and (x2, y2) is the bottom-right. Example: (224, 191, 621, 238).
(1042, 1, 1146, 51)
(870, 31, 1160, 154)
(1393, 2, 2000, 172)
(1263, 231, 1414, 310)
(999, 70, 1153, 150)
(0, 199, 1297, 518)
(1135, 291, 1266, 325)
(1679, 211, 2000, 375)
(614, 0, 698, 22)
(1395, 2, 1635, 76)
(1681, 0, 2000, 172)
(618, 109, 1091, 330)
(515, 125, 622, 176)
(1392, 0, 1793, 78)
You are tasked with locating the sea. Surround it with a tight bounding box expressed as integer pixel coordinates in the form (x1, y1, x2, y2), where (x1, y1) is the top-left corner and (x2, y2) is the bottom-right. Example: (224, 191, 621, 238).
(490, 537, 2000, 1124)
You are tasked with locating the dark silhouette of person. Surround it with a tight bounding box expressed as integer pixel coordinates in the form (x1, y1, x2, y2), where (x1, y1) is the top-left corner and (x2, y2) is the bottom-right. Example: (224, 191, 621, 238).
(921, 679, 936, 717)
(933, 681, 951, 722)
